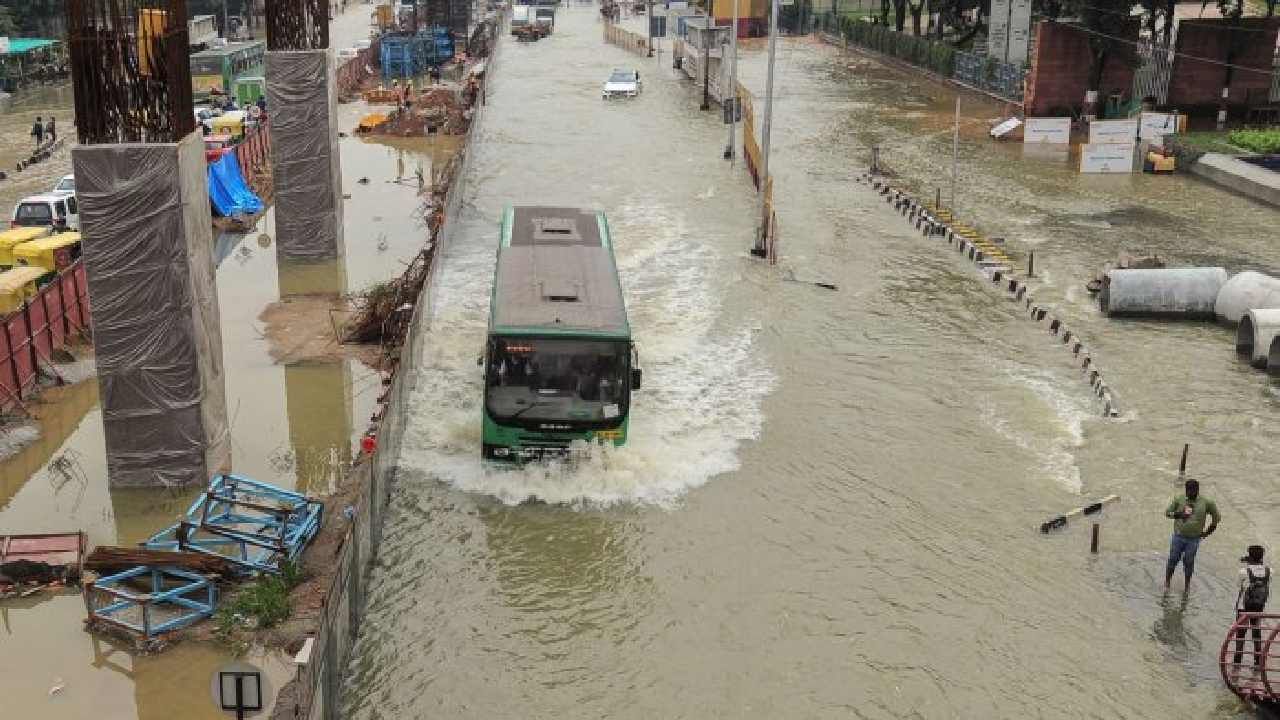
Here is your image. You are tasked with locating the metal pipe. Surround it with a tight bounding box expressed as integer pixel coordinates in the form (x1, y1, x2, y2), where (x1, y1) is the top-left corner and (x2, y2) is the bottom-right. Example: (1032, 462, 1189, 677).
(725, 0, 739, 162)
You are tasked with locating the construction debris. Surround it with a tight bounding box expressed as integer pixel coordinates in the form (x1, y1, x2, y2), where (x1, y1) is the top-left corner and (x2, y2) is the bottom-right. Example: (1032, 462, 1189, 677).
(84, 565, 217, 647)
(1, 531, 85, 598)
(85, 546, 238, 578)
(145, 474, 324, 576)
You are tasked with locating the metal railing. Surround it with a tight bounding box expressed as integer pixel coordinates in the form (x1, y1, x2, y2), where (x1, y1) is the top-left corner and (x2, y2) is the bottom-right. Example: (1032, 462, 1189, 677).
(1219, 612, 1280, 703)
(0, 261, 91, 414)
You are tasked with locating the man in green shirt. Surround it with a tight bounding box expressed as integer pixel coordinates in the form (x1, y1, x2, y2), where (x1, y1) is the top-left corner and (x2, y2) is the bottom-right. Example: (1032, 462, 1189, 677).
(1164, 478, 1221, 592)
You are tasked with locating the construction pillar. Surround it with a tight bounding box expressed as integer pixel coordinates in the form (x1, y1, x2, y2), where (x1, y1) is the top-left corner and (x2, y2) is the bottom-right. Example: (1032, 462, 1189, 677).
(67, 0, 230, 487)
(266, 50, 345, 260)
(265, 0, 344, 261)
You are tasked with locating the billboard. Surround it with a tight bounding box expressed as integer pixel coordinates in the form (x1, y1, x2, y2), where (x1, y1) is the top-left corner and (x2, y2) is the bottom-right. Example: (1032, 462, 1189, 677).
(1080, 143, 1136, 173)
(1138, 112, 1178, 141)
(1088, 119, 1138, 145)
(1024, 117, 1071, 144)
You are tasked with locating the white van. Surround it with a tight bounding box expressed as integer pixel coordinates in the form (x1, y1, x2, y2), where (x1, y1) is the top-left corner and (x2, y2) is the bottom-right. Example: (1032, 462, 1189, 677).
(11, 193, 79, 232)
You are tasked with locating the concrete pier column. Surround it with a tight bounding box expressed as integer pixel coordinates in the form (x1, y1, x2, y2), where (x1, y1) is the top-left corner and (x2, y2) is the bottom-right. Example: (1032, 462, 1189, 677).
(73, 132, 231, 487)
(267, 48, 345, 260)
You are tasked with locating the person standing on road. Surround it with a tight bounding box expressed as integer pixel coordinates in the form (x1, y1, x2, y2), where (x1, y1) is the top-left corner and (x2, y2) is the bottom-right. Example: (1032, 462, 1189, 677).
(45, 116, 56, 142)
(31, 116, 44, 147)
(1164, 478, 1221, 592)
(1233, 545, 1271, 669)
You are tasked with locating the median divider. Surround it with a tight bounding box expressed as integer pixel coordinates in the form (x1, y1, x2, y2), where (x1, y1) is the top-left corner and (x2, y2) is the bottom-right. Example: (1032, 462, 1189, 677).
(858, 170, 1121, 418)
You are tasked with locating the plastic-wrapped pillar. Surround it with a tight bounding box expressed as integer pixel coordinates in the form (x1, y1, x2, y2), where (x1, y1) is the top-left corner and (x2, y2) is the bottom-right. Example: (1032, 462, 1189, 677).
(72, 132, 231, 487)
(266, 49, 345, 260)
(1236, 309, 1280, 369)
(1100, 268, 1229, 319)
(1214, 271, 1280, 325)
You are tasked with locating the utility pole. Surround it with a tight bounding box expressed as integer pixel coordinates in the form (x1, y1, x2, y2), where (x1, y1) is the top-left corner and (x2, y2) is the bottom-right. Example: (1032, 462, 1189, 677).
(700, 25, 710, 111)
(222, 0, 230, 38)
(752, 0, 779, 257)
(647, 0, 654, 56)
(724, 0, 739, 161)
(950, 94, 959, 212)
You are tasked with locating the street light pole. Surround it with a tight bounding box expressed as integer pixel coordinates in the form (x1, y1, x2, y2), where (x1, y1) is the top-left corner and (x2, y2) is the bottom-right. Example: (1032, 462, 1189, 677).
(950, 94, 959, 212)
(700, 26, 710, 110)
(724, 0, 739, 161)
(752, 0, 779, 256)
(647, 0, 654, 56)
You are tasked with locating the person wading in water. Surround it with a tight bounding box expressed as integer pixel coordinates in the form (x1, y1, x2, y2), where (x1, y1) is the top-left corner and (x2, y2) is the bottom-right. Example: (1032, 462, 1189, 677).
(1164, 478, 1221, 593)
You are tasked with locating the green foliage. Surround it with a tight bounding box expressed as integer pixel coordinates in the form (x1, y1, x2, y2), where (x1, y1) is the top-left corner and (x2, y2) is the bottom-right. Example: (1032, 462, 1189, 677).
(841, 19, 955, 75)
(213, 561, 305, 651)
(0, 8, 19, 36)
(1227, 128, 1280, 154)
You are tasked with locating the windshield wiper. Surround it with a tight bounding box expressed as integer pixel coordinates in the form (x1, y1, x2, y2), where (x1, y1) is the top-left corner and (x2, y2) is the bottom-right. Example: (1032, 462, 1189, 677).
(508, 401, 553, 420)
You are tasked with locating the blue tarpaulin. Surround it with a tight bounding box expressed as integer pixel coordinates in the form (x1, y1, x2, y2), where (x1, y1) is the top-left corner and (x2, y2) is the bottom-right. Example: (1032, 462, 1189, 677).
(207, 151, 263, 217)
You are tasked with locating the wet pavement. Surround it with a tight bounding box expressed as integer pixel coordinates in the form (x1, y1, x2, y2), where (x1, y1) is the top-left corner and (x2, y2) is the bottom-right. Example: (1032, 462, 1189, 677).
(343, 9, 1276, 720)
(0, 5, 461, 717)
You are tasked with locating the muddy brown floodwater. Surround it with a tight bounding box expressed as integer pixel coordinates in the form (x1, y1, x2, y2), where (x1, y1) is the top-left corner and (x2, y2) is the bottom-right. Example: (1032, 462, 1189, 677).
(342, 9, 1278, 720)
(0, 5, 468, 718)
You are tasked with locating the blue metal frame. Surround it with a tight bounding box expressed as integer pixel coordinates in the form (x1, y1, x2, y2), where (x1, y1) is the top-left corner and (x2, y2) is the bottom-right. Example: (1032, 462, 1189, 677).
(144, 473, 324, 576)
(88, 566, 217, 639)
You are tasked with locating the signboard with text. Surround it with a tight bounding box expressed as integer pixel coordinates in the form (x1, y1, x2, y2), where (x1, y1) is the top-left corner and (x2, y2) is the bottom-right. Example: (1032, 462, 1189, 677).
(1024, 117, 1071, 144)
(1080, 142, 1136, 174)
(1138, 112, 1178, 141)
(1088, 119, 1138, 145)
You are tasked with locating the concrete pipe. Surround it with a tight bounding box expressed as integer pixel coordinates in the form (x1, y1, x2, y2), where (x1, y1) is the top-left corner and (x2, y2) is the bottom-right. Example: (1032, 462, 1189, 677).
(1100, 268, 1229, 319)
(1214, 271, 1280, 325)
(1235, 309, 1280, 369)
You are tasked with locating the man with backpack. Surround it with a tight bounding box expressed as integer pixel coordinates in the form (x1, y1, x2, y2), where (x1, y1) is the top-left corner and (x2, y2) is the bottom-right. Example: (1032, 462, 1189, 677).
(1233, 545, 1271, 669)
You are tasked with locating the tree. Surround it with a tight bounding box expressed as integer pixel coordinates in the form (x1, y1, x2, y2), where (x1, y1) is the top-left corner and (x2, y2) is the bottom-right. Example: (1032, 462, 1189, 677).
(1072, 0, 1137, 115)
(908, 0, 926, 34)
(0, 7, 19, 36)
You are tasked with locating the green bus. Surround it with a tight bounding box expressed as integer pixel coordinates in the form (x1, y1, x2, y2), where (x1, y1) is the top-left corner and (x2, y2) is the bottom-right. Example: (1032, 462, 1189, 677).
(190, 41, 266, 102)
(482, 206, 642, 461)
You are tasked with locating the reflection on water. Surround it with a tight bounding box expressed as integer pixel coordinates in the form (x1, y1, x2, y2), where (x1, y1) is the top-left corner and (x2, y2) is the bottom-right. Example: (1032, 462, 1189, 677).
(284, 362, 354, 495)
(277, 257, 349, 298)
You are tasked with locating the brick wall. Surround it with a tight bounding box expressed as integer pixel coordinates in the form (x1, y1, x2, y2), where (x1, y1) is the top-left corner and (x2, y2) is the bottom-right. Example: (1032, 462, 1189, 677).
(1168, 18, 1280, 108)
(1025, 21, 1137, 116)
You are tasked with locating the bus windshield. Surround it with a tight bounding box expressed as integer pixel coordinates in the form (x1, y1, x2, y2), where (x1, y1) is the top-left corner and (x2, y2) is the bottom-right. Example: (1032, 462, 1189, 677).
(486, 337, 629, 425)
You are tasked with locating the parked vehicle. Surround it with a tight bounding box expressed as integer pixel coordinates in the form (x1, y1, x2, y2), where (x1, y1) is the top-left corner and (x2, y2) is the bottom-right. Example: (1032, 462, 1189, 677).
(602, 68, 641, 99)
(337, 47, 360, 62)
(0, 266, 46, 312)
(511, 5, 532, 33)
(10, 194, 79, 232)
(534, 6, 555, 31)
(14, 232, 83, 280)
(0, 226, 51, 268)
(50, 174, 75, 196)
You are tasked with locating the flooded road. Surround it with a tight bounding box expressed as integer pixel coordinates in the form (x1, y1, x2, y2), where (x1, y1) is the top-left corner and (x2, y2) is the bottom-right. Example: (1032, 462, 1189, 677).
(345, 9, 1277, 720)
(0, 5, 455, 717)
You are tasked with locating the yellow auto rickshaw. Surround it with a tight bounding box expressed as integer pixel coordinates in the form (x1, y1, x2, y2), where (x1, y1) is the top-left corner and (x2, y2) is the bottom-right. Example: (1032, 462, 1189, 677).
(0, 266, 48, 313)
(210, 111, 247, 140)
(14, 232, 82, 279)
(0, 226, 51, 268)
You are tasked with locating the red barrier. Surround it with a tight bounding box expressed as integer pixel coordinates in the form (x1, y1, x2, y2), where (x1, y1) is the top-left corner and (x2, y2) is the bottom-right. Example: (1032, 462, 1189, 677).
(236, 119, 272, 187)
(0, 261, 92, 413)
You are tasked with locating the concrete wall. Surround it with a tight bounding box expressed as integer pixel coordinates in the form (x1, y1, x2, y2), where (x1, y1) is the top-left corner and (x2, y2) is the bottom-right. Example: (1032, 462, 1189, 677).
(1025, 21, 1138, 116)
(1168, 18, 1280, 108)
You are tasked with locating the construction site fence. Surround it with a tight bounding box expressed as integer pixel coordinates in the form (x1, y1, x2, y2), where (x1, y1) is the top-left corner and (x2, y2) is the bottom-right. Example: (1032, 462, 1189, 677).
(836, 18, 1026, 103)
(603, 21, 650, 55)
(236, 118, 272, 198)
(0, 261, 91, 414)
(284, 38, 498, 720)
(335, 45, 379, 96)
(735, 81, 778, 263)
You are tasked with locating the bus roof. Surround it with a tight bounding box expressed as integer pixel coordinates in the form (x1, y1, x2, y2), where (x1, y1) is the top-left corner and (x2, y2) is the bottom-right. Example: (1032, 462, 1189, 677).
(191, 41, 265, 58)
(490, 206, 629, 338)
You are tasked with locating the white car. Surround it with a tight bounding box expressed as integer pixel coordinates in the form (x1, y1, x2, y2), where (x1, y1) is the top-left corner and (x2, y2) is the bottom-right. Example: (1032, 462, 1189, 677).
(50, 174, 75, 196)
(337, 47, 360, 61)
(11, 193, 79, 232)
(603, 69, 641, 99)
